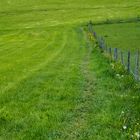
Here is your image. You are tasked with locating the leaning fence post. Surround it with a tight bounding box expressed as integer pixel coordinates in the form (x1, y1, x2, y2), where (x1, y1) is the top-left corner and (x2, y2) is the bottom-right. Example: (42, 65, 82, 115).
(121, 51, 124, 66)
(114, 48, 118, 61)
(99, 37, 103, 49)
(93, 32, 97, 38)
(127, 51, 131, 73)
(101, 37, 104, 50)
(109, 48, 112, 58)
(135, 50, 139, 80)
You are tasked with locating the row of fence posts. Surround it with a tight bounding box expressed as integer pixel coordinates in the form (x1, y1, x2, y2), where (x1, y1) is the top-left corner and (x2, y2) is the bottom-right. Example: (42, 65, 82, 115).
(88, 22, 140, 81)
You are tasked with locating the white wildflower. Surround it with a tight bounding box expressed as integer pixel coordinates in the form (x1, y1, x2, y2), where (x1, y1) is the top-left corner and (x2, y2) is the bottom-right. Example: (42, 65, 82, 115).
(116, 74, 120, 77)
(121, 111, 124, 114)
(123, 125, 127, 130)
(116, 74, 121, 79)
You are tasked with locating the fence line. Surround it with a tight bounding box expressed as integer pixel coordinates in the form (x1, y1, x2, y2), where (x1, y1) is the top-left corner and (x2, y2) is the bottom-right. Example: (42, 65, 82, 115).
(88, 22, 140, 81)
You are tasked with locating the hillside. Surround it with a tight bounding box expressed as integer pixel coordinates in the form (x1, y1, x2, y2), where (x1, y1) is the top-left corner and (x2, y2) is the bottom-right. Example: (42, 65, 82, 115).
(0, 0, 139, 139)
(0, 0, 140, 30)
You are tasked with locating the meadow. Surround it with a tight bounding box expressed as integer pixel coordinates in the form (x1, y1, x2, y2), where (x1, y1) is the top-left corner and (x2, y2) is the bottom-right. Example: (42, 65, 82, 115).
(94, 22, 140, 51)
(93, 22, 140, 76)
(0, 0, 140, 139)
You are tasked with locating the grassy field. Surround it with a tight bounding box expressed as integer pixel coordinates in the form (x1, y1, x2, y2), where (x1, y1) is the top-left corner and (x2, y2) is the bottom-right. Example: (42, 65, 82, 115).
(93, 22, 140, 74)
(0, 0, 140, 139)
(94, 22, 140, 51)
(0, 0, 140, 30)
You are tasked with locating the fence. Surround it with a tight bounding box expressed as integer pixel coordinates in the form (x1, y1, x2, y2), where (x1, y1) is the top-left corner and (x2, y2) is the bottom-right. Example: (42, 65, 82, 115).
(87, 22, 140, 81)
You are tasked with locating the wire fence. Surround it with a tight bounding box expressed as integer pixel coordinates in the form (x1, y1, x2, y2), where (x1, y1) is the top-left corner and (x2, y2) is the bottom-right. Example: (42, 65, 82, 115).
(87, 22, 140, 81)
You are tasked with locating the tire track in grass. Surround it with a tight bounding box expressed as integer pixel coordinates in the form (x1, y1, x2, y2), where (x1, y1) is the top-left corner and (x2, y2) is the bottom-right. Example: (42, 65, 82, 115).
(0, 30, 56, 81)
(0, 30, 43, 56)
(64, 31, 125, 140)
(0, 29, 56, 59)
(0, 27, 83, 139)
(0, 29, 65, 96)
(0, 26, 69, 107)
(0, 29, 68, 138)
(0, 26, 89, 139)
(58, 27, 131, 140)
(65, 29, 140, 140)
(60, 28, 96, 140)
(19, 27, 87, 140)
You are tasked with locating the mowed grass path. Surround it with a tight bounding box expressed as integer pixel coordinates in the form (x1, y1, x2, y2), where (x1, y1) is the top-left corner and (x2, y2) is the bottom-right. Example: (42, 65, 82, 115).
(0, 25, 139, 139)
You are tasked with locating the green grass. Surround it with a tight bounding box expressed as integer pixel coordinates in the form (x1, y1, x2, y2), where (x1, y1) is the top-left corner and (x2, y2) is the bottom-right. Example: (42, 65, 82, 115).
(0, 0, 140, 30)
(93, 22, 140, 75)
(0, 0, 140, 139)
(94, 22, 140, 51)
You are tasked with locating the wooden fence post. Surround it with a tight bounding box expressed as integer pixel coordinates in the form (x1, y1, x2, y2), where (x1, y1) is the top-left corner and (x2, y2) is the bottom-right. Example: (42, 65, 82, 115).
(102, 38, 106, 51)
(93, 32, 97, 38)
(114, 48, 118, 61)
(101, 37, 104, 50)
(135, 50, 140, 80)
(127, 51, 131, 73)
(99, 37, 103, 49)
(121, 51, 124, 66)
(109, 48, 112, 58)
(98, 37, 101, 48)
